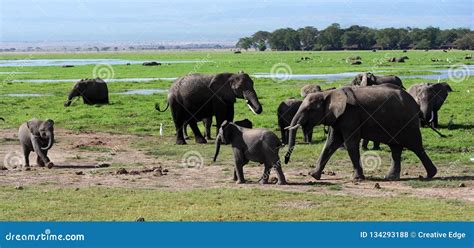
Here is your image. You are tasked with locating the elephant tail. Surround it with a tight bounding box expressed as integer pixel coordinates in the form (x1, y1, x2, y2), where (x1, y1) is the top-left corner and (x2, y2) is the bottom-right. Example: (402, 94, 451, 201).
(0, 117, 4, 122)
(213, 134, 222, 162)
(428, 125, 446, 138)
(155, 102, 169, 112)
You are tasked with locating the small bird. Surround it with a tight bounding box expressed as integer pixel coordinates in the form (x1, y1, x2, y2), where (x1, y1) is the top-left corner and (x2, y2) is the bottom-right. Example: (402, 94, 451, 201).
(159, 123, 164, 136)
(447, 115, 455, 130)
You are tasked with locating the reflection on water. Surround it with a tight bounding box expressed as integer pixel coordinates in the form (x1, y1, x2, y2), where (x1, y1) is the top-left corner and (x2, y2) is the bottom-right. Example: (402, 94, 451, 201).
(115, 89, 168, 95)
(0, 59, 210, 67)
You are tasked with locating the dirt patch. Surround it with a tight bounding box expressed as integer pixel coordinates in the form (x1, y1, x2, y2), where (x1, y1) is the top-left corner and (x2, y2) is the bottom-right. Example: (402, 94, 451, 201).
(0, 129, 472, 202)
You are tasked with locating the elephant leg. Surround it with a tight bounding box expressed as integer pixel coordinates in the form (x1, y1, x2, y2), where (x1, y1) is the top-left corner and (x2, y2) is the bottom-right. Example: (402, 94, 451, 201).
(204, 118, 212, 140)
(22, 146, 31, 167)
(411, 147, 437, 179)
(233, 168, 238, 181)
(258, 163, 271, 185)
(386, 144, 403, 180)
(233, 149, 247, 184)
(433, 111, 439, 128)
(343, 133, 365, 180)
(171, 102, 186, 145)
(188, 121, 206, 144)
(362, 139, 369, 150)
(307, 128, 313, 143)
(273, 160, 287, 185)
(310, 128, 343, 180)
(31, 138, 51, 166)
(37, 154, 45, 167)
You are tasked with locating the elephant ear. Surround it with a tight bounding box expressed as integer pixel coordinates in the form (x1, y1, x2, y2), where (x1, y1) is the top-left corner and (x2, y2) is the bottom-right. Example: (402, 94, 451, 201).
(26, 120, 40, 136)
(209, 73, 236, 103)
(440, 82, 453, 92)
(44, 119, 54, 128)
(323, 89, 351, 125)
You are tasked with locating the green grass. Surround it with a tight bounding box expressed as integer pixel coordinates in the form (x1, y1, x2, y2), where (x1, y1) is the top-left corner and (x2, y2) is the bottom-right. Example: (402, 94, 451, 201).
(0, 50, 473, 220)
(0, 186, 471, 221)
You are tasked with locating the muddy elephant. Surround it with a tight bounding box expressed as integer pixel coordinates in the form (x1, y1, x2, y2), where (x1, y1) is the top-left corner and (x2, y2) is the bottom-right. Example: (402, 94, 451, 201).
(18, 119, 55, 168)
(300, 84, 322, 97)
(407, 82, 453, 128)
(284, 85, 437, 180)
(157, 73, 262, 145)
(213, 121, 286, 185)
(64, 78, 109, 106)
(351, 72, 404, 88)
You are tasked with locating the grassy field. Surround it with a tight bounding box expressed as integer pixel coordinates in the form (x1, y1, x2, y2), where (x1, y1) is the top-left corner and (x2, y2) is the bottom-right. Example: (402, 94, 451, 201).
(0, 50, 473, 221)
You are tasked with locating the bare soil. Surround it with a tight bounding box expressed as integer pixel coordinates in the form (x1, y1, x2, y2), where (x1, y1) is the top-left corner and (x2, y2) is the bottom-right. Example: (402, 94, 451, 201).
(0, 129, 472, 202)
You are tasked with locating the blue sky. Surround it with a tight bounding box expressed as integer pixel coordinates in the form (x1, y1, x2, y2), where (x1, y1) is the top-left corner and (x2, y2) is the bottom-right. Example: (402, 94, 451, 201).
(1, 0, 472, 42)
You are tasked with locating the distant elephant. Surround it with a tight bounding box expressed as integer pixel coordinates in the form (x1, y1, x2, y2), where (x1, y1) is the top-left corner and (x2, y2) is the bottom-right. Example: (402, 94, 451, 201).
(213, 121, 286, 185)
(143, 62, 161, 66)
(284, 85, 437, 180)
(351, 61, 362, 65)
(64, 78, 109, 106)
(407, 82, 453, 128)
(300, 84, 322, 97)
(18, 119, 55, 168)
(157, 73, 262, 145)
(348, 56, 361, 60)
(351, 72, 404, 89)
(388, 57, 407, 62)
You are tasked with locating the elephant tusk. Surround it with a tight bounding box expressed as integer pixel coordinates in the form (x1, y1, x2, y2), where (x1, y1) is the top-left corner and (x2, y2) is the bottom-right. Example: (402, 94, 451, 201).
(284, 124, 301, 130)
(428, 111, 435, 123)
(247, 104, 257, 115)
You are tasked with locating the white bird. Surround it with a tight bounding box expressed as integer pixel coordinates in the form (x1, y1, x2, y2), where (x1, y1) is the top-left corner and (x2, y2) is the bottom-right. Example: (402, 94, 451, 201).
(159, 123, 164, 136)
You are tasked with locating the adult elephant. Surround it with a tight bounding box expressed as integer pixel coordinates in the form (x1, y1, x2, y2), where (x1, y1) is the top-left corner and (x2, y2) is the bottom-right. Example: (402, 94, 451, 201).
(300, 84, 322, 97)
(284, 85, 437, 180)
(278, 99, 312, 144)
(351, 72, 404, 88)
(157, 73, 262, 145)
(407, 82, 453, 128)
(64, 78, 109, 106)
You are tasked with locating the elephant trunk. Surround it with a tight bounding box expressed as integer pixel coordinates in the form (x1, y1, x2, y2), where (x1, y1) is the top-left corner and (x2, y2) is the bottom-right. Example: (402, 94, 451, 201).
(244, 90, 262, 114)
(420, 104, 434, 125)
(284, 109, 303, 164)
(213, 134, 222, 162)
(41, 132, 54, 150)
(64, 90, 78, 107)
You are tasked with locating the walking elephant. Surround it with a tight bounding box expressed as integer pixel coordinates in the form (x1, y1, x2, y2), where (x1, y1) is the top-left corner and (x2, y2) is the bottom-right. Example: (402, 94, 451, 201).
(18, 119, 55, 168)
(64, 78, 109, 106)
(213, 121, 286, 185)
(157, 73, 262, 145)
(351, 72, 404, 88)
(407, 82, 453, 128)
(284, 85, 437, 180)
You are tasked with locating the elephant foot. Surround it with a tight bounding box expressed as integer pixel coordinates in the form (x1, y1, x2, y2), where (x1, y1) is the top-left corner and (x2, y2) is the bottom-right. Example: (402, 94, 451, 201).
(353, 173, 366, 180)
(236, 180, 246, 184)
(47, 162, 54, 169)
(426, 167, 437, 179)
(176, 139, 187, 145)
(277, 179, 287, 185)
(195, 136, 207, 144)
(37, 160, 45, 167)
(309, 170, 322, 180)
(184, 136, 190, 140)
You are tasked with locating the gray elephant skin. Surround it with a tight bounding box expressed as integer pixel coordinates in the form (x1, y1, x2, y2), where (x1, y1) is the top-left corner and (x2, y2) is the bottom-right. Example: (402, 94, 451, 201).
(213, 121, 286, 185)
(278, 99, 315, 144)
(407, 82, 452, 128)
(284, 85, 437, 180)
(183, 118, 252, 140)
(158, 73, 262, 145)
(300, 84, 322, 98)
(351, 72, 404, 88)
(18, 119, 55, 168)
(64, 78, 109, 106)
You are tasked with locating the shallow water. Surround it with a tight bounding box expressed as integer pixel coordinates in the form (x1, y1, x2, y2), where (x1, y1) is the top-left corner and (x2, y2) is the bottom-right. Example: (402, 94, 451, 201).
(2, 93, 46, 97)
(114, 89, 168, 95)
(0, 59, 209, 67)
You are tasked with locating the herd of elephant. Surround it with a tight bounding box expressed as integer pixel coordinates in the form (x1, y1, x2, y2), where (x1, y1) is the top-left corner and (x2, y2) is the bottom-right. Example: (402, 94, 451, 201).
(15, 71, 453, 185)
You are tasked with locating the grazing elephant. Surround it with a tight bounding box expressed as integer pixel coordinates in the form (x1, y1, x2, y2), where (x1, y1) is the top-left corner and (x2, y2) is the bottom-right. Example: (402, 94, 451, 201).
(300, 84, 322, 97)
(213, 121, 286, 185)
(407, 82, 453, 128)
(18, 119, 55, 168)
(351, 72, 404, 89)
(388, 56, 407, 63)
(64, 78, 109, 106)
(351, 61, 362, 65)
(157, 73, 262, 145)
(142, 61, 161, 66)
(284, 85, 437, 180)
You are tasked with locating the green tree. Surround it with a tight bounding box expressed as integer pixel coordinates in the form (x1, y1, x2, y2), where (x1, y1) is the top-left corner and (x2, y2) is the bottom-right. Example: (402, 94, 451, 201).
(251, 31, 271, 51)
(269, 28, 301, 51)
(453, 33, 474, 49)
(236, 37, 253, 50)
(297, 26, 318, 51)
(317, 23, 343, 50)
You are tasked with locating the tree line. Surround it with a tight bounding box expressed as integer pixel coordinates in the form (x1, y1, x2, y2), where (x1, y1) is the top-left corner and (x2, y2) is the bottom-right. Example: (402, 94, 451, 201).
(236, 23, 473, 51)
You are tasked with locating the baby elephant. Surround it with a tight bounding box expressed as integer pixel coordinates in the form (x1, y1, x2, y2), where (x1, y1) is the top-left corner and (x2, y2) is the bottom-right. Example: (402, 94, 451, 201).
(213, 121, 286, 185)
(18, 119, 55, 168)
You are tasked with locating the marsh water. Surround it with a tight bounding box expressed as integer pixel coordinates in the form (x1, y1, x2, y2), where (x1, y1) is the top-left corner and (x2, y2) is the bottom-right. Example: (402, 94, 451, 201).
(0, 59, 210, 67)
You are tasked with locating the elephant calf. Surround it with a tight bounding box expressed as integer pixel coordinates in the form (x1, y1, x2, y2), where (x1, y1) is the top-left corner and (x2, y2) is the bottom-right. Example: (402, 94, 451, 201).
(300, 84, 322, 98)
(213, 121, 286, 185)
(64, 78, 109, 106)
(18, 119, 55, 168)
